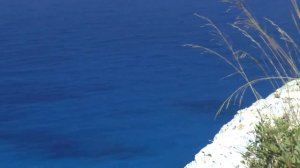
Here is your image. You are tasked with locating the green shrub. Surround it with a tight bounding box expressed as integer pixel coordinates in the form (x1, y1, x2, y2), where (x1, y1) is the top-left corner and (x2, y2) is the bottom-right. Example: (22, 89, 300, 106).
(242, 117, 300, 168)
(187, 0, 300, 166)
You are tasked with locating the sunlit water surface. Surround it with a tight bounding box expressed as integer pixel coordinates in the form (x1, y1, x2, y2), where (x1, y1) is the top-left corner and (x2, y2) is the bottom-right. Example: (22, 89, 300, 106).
(0, 0, 294, 167)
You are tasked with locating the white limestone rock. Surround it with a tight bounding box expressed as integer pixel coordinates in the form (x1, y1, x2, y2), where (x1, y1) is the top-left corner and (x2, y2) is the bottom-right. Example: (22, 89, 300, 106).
(185, 79, 300, 168)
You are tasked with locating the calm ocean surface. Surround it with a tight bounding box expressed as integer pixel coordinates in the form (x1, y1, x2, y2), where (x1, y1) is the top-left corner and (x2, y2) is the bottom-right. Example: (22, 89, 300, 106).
(0, 0, 294, 167)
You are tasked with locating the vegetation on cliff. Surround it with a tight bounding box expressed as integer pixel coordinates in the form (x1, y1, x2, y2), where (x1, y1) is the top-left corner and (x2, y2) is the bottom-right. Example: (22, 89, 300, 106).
(187, 0, 300, 167)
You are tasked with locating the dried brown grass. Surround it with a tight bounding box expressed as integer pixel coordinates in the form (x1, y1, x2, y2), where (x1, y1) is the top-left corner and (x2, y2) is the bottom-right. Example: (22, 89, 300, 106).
(185, 0, 300, 117)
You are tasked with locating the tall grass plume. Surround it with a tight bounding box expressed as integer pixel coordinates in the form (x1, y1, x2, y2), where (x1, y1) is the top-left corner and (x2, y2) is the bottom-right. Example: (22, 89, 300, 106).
(185, 0, 300, 117)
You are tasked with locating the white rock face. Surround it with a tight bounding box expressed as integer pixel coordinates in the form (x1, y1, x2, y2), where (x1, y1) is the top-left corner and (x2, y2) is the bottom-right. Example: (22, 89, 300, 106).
(185, 79, 300, 168)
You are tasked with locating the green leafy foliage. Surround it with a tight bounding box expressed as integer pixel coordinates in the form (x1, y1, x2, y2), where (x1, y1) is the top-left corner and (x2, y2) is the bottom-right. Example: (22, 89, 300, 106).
(242, 117, 300, 168)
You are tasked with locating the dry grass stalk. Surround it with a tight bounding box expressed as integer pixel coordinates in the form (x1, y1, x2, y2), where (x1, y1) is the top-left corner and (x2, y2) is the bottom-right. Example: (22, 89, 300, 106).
(186, 0, 300, 117)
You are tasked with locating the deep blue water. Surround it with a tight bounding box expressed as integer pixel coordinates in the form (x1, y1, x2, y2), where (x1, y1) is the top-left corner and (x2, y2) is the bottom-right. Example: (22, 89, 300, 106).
(0, 0, 295, 168)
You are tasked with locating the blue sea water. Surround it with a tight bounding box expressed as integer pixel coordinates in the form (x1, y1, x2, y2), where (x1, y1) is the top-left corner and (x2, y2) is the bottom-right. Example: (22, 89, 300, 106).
(0, 0, 295, 168)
